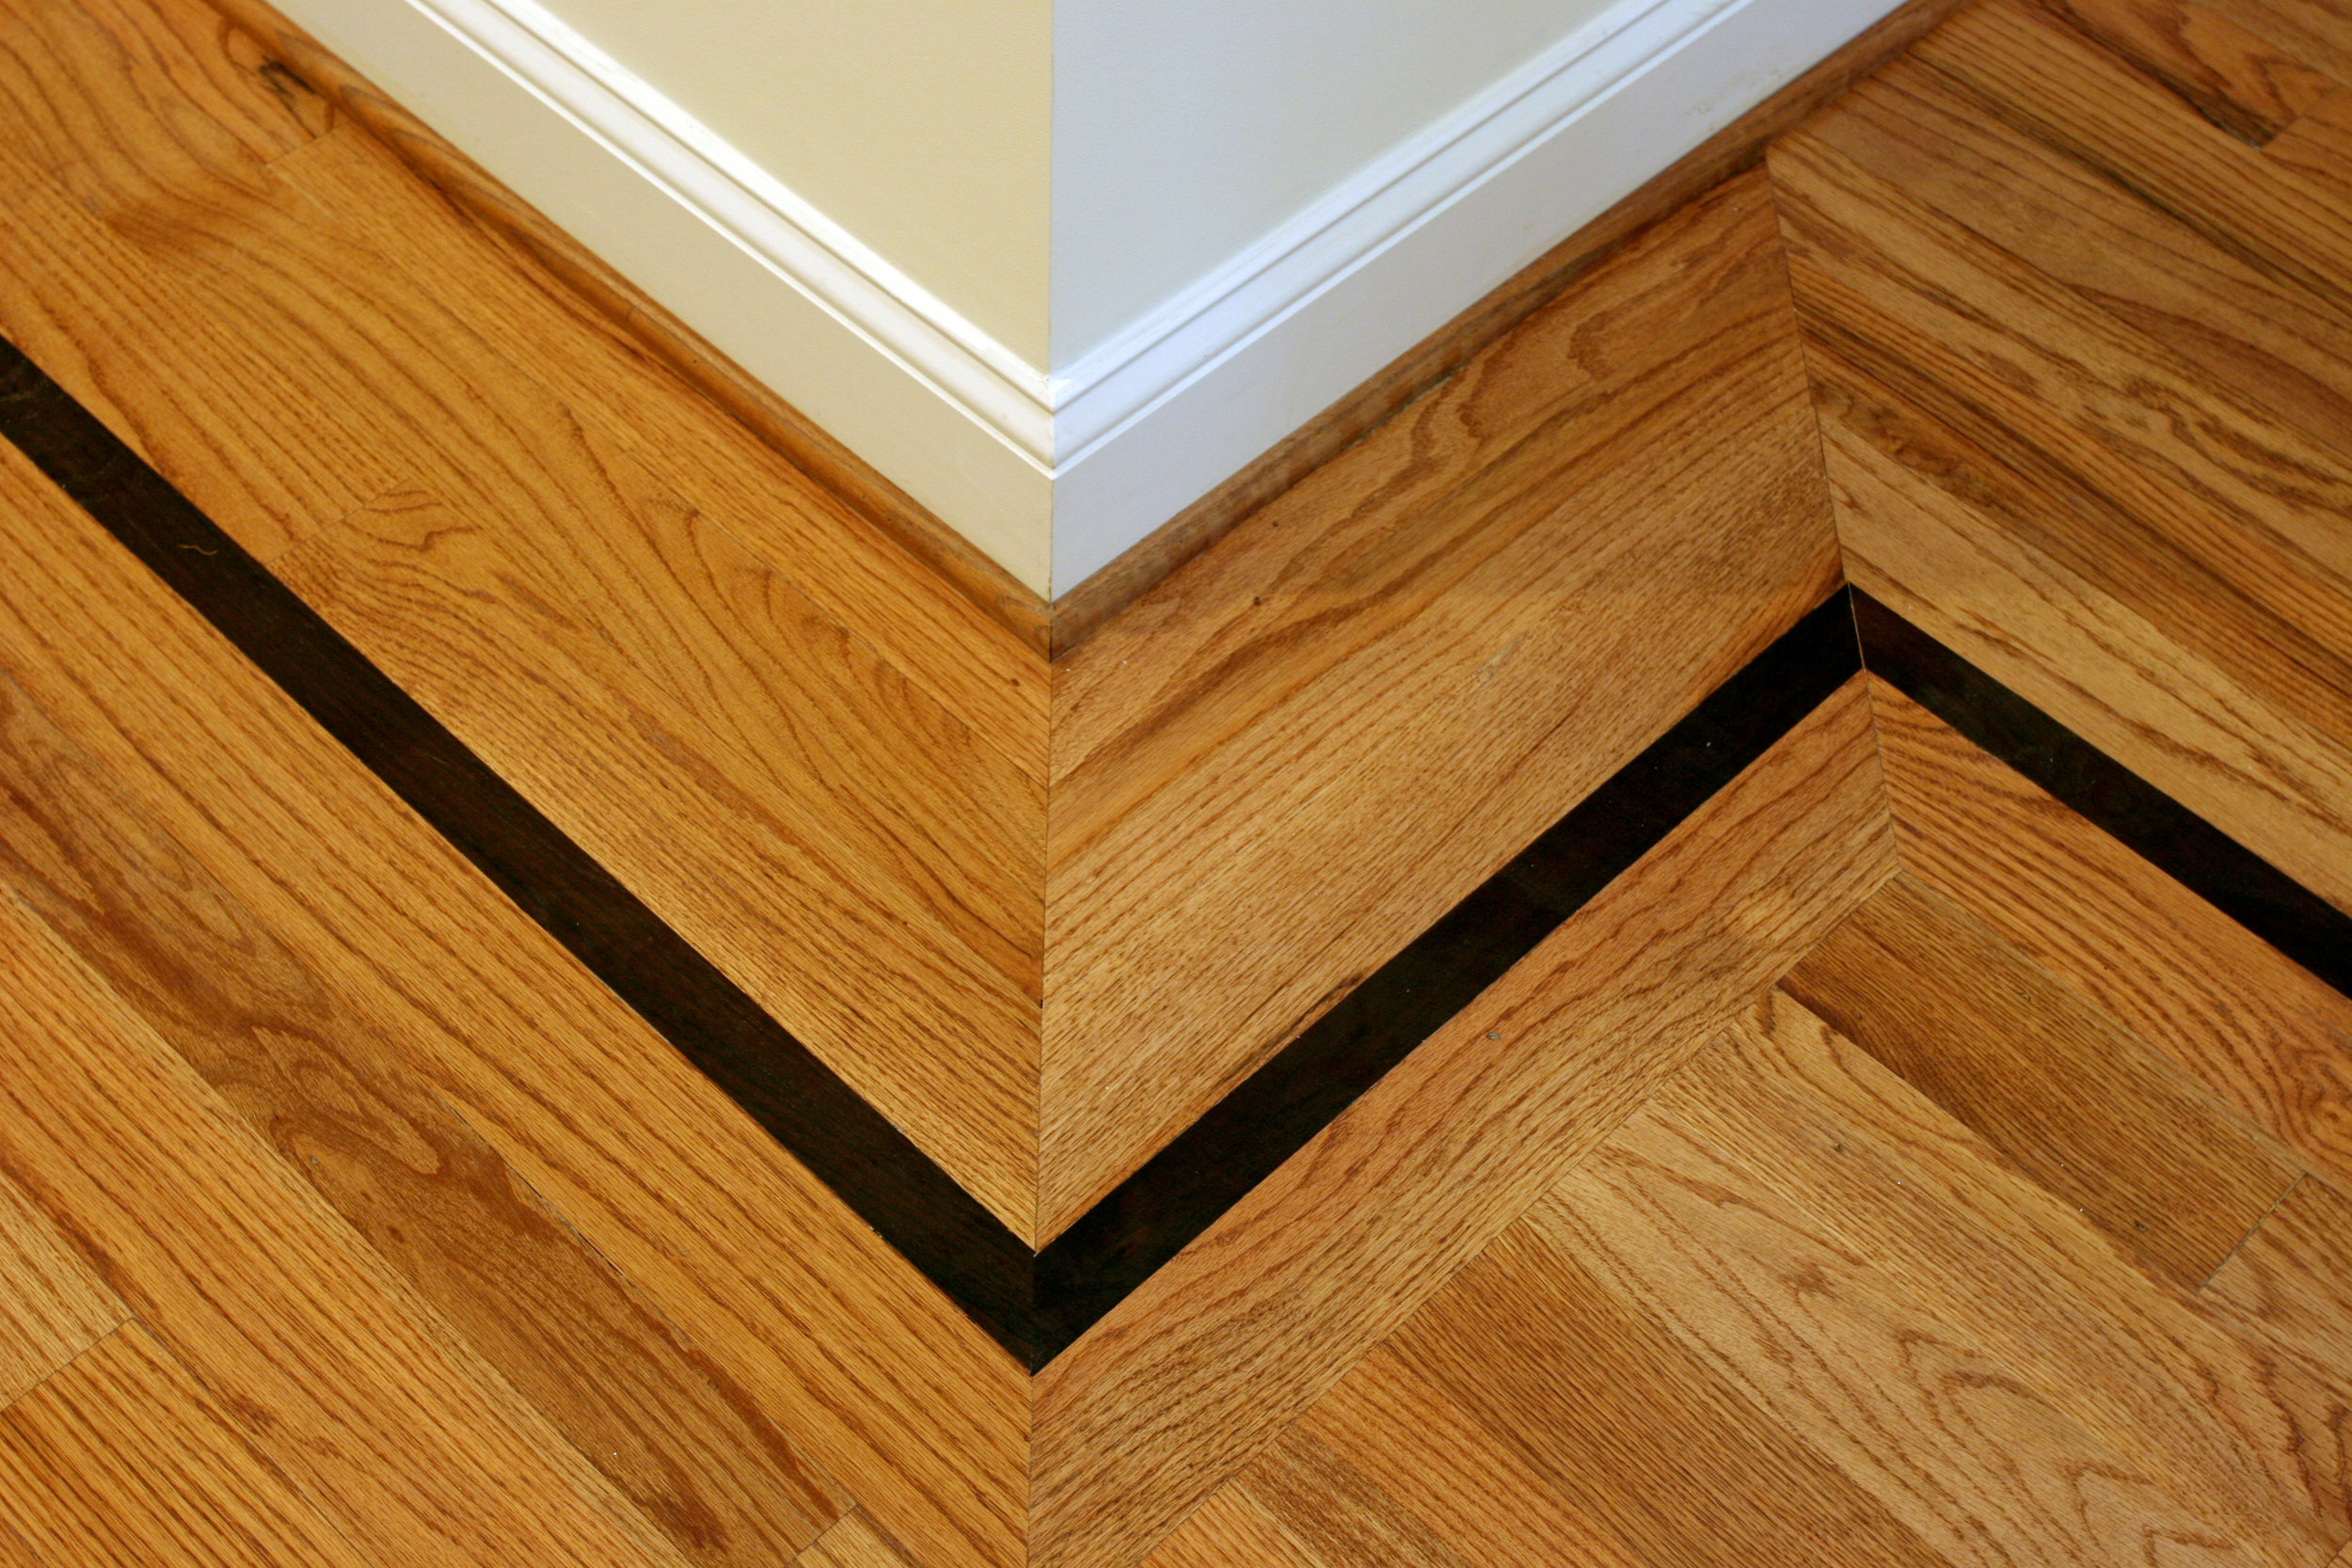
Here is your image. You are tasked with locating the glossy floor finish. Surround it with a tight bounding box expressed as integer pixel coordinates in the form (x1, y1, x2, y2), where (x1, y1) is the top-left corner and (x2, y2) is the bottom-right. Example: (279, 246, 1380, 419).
(0, 0, 2348, 1560)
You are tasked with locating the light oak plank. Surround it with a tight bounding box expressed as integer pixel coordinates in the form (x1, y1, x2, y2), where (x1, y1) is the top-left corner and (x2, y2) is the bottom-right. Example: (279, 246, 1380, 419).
(1240, 1429, 1486, 1568)
(0, 1164, 121, 1409)
(1708, 991, 2349, 1562)
(2271, 87, 2352, 194)
(1041, 171, 1841, 1233)
(7, 0, 330, 161)
(277, 483, 1041, 1233)
(1391, 1219, 1956, 1568)
(0, 1325, 376, 1568)
(2194, 0, 2352, 90)
(0, 877, 688, 1566)
(2205, 1177, 2352, 1391)
(1915, 0, 2352, 317)
(0, 103, 392, 559)
(1868, 679, 2352, 1196)
(0, 1523, 40, 1568)
(2040, 0, 2332, 141)
(1772, 124, 2352, 749)
(1783, 874, 2302, 1290)
(0, 659, 850, 1566)
(1, 13, 1047, 1214)
(1799, 58, 2352, 457)
(1031, 679, 1898, 1568)
(1536, 1043, 2262, 1567)
(794, 1513, 914, 1568)
(266, 125, 1049, 779)
(0, 429, 1025, 1566)
(1143, 1488, 1330, 1568)
(1806, 371, 2352, 911)
(1264, 1345, 1644, 1568)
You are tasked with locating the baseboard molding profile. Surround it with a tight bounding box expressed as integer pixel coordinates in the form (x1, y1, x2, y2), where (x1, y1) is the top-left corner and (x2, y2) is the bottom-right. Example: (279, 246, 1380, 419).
(227, 0, 1952, 643)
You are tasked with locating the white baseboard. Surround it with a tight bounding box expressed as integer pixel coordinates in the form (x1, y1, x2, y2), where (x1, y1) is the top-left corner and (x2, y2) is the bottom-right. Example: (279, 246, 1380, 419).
(274, 0, 1900, 601)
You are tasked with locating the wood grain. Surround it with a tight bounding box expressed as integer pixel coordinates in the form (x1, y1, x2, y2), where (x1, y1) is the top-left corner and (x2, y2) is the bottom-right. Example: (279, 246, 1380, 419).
(2271, 87, 2352, 193)
(1800, 56, 2352, 457)
(0, 1163, 121, 1409)
(262, 126, 1048, 777)
(1869, 678, 2352, 1196)
(794, 1513, 915, 1568)
(0, 872, 688, 1565)
(2040, 0, 2332, 140)
(277, 482, 1041, 1233)
(1392, 1219, 1956, 1568)
(1041, 170, 1842, 1234)
(1243, 1346, 1643, 1568)
(1772, 121, 2352, 755)
(0, 47, 393, 559)
(0, 11, 1046, 1220)
(1823, 407, 2352, 913)
(1916, 0, 2352, 318)
(1538, 1041, 2263, 1567)
(1142, 1487, 1330, 1568)
(2204, 1176, 2352, 1388)
(2193, 0, 2352, 92)
(0, 659, 850, 1566)
(1031, 679, 1897, 1568)
(195, 0, 1050, 655)
(1045, 0, 1967, 654)
(1714, 991, 2349, 1561)
(0, 430, 1025, 1567)
(1784, 874, 2302, 1290)
(0, 1324, 378, 1568)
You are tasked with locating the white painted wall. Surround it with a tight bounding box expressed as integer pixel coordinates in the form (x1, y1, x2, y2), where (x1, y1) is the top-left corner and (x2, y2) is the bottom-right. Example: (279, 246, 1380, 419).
(266, 0, 1899, 598)
(1049, 0, 1621, 363)
(547, 0, 1052, 365)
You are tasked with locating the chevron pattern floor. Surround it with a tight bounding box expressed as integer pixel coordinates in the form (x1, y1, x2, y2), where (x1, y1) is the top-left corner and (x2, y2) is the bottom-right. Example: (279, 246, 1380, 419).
(0, 0, 2347, 1561)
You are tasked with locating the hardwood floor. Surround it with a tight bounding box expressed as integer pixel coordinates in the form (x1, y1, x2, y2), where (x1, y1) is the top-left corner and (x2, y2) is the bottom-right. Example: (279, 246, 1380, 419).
(0, 0, 2348, 1560)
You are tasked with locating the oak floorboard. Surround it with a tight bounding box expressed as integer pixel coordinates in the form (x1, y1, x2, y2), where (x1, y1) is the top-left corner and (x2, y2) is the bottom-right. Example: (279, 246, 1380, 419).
(1868, 679, 2352, 1195)
(0, 878, 687, 1565)
(1823, 404, 2352, 911)
(2195, 0, 2352, 89)
(0, 426, 1025, 1566)
(0, 1325, 378, 1568)
(0, 109, 392, 559)
(2271, 88, 2352, 193)
(0, 0, 1047, 1214)
(1538, 1043, 2263, 1567)
(1040, 170, 1842, 1235)
(1772, 125, 2352, 752)
(1714, 991, 2350, 1561)
(1142, 1489, 1331, 1568)
(2205, 1177, 2352, 1392)
(1242, 1347, 1644, 1568)
(0, 1162, 121, 1409)
(276, 483, 1041, 1233)
(2039, 0, 2333, 140)
(265, 125, 1048, 779)
(1030, 678, 1897, 1568)
(1391, 1219, 1956, 1568)
(1915, 0, 2352, 316)
(1798, 57, 2352, 457)
(794, 1514, 916, 1568)
(1783, 874, 2302, 1291)
(2, 0, 328, 162)
(0, 658, 851, 1566)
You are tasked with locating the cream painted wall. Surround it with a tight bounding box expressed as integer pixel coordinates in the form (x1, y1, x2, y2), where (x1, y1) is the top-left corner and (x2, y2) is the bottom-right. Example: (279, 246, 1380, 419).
(1049, 0, 1623, 363)
(548, 0, 1052, 365)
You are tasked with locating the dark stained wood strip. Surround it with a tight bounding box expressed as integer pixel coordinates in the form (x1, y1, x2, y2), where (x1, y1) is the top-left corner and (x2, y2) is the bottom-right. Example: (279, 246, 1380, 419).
(0, 331, 1039, 1365)
(1030, 588, 1865, 1364)
(1854, 588, 2352, 996)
